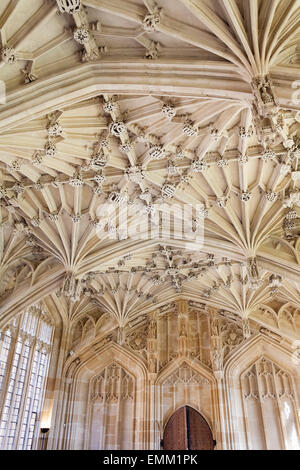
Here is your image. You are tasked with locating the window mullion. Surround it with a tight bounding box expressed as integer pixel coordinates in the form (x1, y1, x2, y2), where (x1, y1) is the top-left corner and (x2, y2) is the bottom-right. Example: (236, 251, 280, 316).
(14, 337, 37, 449)
(2, 336, 26, 450)
(0, 330, 18, 417)
(32, 345, 52, 450)
(22, 344, 44, 450)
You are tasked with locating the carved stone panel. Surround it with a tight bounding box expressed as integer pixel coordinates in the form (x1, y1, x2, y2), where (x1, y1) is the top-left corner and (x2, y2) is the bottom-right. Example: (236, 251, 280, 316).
(89, 363, 134, 450)
(241, 358, 299, 450)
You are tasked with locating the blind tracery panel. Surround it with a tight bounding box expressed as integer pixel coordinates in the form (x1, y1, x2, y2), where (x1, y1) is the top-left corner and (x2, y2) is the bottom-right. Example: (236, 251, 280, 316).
(0, 305, 53, 450)
(241, 357, 300, 450)
(88, 363, 135, 450)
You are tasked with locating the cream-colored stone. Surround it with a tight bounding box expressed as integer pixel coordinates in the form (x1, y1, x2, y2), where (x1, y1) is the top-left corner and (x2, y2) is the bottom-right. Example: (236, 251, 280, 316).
(0, 0, 300, 451)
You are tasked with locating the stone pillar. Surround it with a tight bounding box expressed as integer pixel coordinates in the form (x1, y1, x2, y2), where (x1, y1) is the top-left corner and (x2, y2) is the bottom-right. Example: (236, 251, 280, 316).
(147, 311, 158, 450)
(209, 308, 226, 449)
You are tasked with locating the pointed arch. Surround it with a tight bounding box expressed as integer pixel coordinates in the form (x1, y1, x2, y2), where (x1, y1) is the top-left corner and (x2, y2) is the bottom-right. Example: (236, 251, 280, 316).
(152, 357, 219, 450)
(224, 335, 300, 450)
(156, 355, 215, 388)
(59, 342, 148, 450)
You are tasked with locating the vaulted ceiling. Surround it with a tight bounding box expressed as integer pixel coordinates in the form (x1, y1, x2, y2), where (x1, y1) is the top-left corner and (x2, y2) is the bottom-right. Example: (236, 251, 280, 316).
(0, 0, 300, 343)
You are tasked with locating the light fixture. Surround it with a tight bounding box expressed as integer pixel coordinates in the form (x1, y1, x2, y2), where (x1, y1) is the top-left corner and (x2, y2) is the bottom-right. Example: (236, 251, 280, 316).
(41, 427, 50, 450)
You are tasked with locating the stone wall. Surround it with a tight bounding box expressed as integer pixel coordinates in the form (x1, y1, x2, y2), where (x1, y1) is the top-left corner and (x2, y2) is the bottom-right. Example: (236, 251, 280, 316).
(42, 300, 300, 450)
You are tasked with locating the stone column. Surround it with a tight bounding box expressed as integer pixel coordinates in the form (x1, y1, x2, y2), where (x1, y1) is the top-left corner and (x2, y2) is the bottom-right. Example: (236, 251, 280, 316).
(209, 308, 226, 449)
(147, 311, 158, 449)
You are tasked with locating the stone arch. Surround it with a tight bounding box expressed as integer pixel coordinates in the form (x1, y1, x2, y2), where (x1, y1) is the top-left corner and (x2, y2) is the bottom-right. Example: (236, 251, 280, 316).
(61, 342, 148, 450)
(278, 302, 300, 335)
(156, 356, 214, 388)
(152, 357, 218, 450)
(224, 335, 300, 450)
(95, 312, 116, 336)
(162, 402, 213, 437)
(80, 316, 96, 345)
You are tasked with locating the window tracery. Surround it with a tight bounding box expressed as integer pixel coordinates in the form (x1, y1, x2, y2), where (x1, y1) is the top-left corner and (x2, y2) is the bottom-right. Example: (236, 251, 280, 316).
(0, 305, 54, 450)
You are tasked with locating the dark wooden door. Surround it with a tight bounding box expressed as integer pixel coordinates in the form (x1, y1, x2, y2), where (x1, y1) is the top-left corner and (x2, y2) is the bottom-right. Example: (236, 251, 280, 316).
(163, 407, 188, 450)
(163, 406, 214, 450)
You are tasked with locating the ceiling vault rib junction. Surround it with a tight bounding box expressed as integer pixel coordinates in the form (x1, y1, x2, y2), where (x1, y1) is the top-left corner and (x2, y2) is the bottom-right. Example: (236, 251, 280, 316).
(0, 0, 299, 348)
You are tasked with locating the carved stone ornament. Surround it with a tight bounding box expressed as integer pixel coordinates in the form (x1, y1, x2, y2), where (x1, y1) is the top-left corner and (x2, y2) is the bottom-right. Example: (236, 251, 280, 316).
(45, 142, 56, 158)
(242, 319, 251, 339)
(265, 191, 278, 202)
(62, 272, 82, 302)
(148, 144, 166, 160)
(125, 166, 144, 183)
(69, 173, 83, 187)
(269, 274, 282, 289)
(56, 0, 81, 14)
(216, 197, 227, 208)
(108, 191, 128, 205)
(247, 257, 262, 290)
(1, 47, 17, 64)
(143, 11, 161, 32)
(285, 209, 297, 220)
(252, 75, 278, 117)
(210, 127, 222, 141)
(8, 160, 21, 171)
(47, 122, 63, 137)
(120, 142, 132, 153)
(145, 41, 160, 59)
(163, 363, 209, 385)
(217, 157, 228, 167)
(90, 154, 107, 170)
(262, 149, 275, 161)
(240, 191, 251, 202)
(162, 104, 176, 119)
(109, 121, 126, 137)
(103, 100, 116, 113)
(73, 27, 90, 45)
(32, 152, 44, 167)
(175, 146, 186, 159)
(71, 213, 81, 223)
(191, 159, 208, 172)
(161, 183, 176, 198)
(183, 120, 198, 136)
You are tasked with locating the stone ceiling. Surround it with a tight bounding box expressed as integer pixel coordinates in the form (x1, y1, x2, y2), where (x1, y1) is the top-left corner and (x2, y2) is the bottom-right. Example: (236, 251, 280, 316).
(0, 0, 300, 343)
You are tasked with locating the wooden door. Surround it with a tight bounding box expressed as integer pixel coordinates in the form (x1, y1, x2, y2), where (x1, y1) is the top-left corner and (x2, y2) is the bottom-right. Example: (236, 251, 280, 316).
(163, 407, 188, 450)
(163, 406, 214, 450)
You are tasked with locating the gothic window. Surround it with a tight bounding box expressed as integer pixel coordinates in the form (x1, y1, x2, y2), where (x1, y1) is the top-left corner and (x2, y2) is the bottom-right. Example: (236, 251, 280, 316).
(0, 329, 11, 393)
(0, 305, 54, 450)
